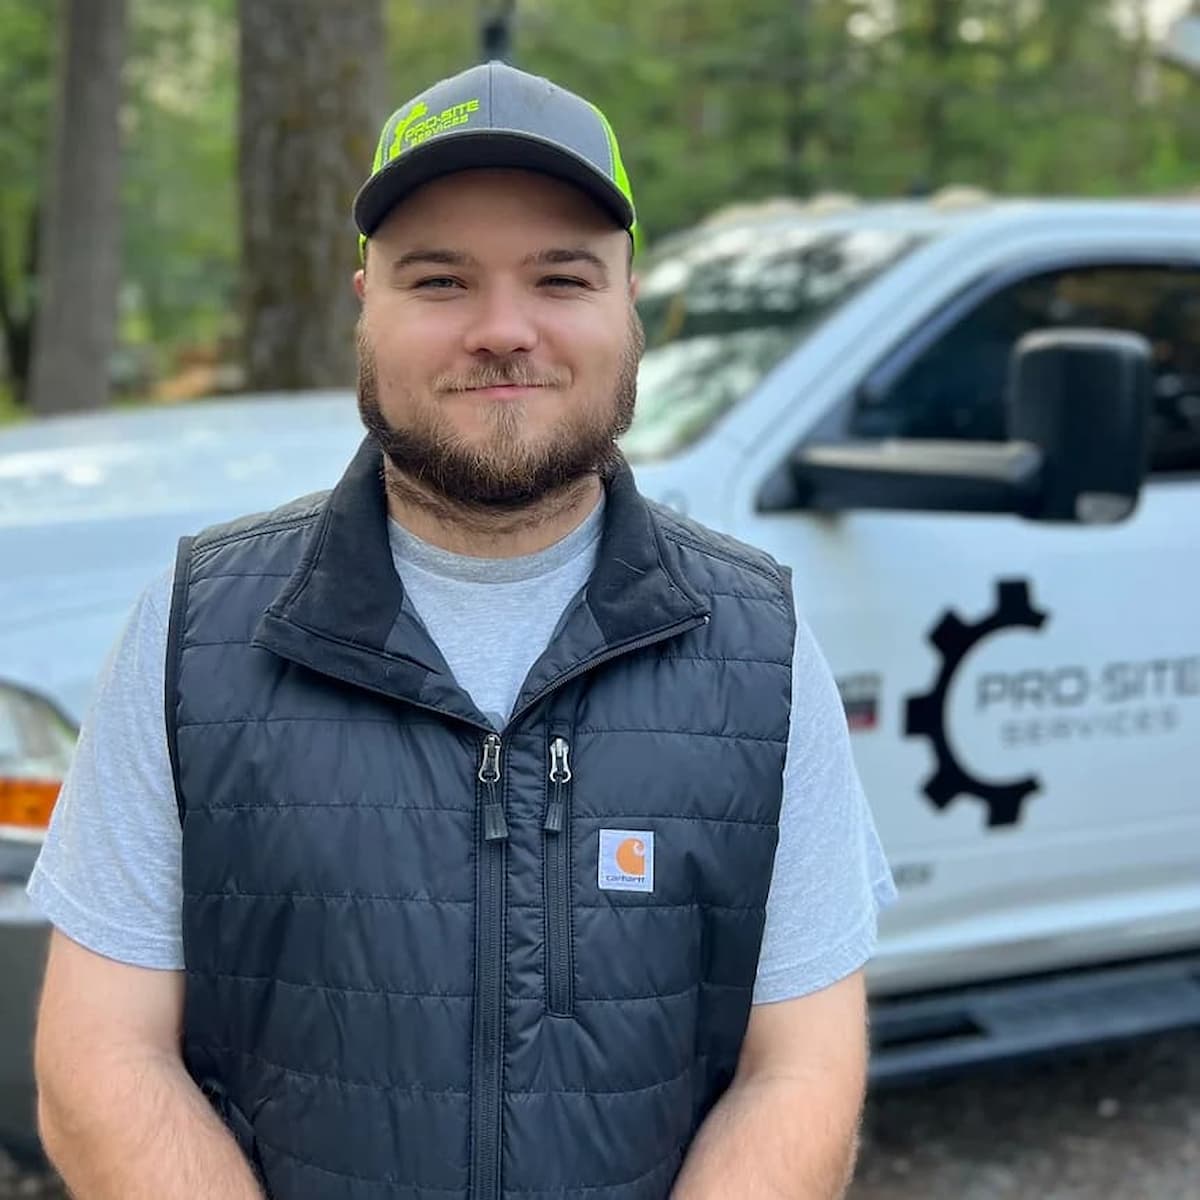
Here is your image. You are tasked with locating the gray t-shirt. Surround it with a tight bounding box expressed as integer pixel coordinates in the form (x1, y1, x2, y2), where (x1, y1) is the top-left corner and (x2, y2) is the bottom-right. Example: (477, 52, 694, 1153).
(28, 499, 895, 1004)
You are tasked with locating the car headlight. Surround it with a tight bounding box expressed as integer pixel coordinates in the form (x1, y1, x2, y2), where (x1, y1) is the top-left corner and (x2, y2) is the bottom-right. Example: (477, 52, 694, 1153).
(0, 681, 76, 843)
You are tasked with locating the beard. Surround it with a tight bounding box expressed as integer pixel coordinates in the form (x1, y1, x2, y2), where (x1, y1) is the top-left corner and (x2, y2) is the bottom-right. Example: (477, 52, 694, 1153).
(356, 311, 644, 512)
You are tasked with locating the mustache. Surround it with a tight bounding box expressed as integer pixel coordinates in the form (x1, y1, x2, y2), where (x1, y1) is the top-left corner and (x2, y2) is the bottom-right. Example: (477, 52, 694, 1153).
(433, 361, 570, 392)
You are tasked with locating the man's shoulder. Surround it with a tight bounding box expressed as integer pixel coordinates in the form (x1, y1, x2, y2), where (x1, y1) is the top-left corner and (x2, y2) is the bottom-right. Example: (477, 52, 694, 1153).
(648, 502, 792, 607)
(173, 490, 333, 595)
(188, 490, 331, 559)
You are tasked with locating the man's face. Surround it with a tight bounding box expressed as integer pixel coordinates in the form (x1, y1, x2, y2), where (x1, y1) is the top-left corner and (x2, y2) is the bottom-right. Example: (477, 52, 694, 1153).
(355, 168, 643, 511)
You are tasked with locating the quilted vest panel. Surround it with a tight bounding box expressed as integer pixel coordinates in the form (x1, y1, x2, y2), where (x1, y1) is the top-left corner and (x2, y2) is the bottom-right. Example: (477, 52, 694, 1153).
(168, 442, 794, 1200)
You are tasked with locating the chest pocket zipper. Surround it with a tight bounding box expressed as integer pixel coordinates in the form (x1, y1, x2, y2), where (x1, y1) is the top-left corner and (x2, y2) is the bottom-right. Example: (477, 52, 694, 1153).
(544, 734, 575, 1017)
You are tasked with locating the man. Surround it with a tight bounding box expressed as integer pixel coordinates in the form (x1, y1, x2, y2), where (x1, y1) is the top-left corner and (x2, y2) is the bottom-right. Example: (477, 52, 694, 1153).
(30, 61, 894, 1199)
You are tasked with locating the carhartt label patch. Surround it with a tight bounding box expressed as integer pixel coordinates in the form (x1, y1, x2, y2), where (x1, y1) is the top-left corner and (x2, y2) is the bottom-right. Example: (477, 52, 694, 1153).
(598, 830, 654, 893)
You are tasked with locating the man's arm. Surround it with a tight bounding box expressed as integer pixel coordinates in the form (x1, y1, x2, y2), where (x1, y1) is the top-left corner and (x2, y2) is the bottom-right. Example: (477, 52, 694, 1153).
(35, 930, 265, 1200)
(670, 971, 868, 1200)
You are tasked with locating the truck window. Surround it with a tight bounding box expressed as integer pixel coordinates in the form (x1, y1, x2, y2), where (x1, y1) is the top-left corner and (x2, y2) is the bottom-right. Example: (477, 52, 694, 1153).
(851, 264, 1200, 474)
(622, 226, 925, 462)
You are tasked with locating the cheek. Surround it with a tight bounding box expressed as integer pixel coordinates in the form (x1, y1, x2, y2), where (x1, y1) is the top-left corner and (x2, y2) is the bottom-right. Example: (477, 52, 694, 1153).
(546, 309, 628, 379)
(369, 322, 447, 388)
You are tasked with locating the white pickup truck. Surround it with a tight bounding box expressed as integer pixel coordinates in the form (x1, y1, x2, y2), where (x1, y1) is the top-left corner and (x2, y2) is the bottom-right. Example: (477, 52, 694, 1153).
(1, 193, 1198, 1151)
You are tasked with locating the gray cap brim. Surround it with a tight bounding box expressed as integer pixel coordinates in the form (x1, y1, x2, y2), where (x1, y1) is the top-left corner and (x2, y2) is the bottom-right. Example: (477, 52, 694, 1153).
(353, 130, 635, 237)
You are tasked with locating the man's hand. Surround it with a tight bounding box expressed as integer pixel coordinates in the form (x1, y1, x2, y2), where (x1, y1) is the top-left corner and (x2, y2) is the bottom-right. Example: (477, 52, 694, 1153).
(34, 930, 265, 1200)
(670, 971, 868, 1199)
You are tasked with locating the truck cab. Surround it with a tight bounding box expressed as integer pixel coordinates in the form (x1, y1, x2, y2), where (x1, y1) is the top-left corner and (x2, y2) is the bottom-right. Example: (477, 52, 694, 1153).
(621, 194, 1200, 1074)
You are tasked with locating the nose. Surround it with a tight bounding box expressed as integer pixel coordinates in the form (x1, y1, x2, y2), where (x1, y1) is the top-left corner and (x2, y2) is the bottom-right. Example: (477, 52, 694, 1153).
(461, 283, 539, 358)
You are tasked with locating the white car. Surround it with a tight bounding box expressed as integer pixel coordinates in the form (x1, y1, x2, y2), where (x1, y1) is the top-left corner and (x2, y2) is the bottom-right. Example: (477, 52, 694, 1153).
(3, 194, 1199, 1153)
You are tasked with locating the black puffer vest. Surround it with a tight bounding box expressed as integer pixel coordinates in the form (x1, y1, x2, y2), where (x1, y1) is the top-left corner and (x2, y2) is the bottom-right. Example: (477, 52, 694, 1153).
(166, 439, 795, 1200)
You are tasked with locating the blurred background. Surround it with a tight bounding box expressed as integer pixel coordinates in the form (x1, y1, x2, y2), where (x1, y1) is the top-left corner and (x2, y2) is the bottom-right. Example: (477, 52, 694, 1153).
(2, 2, 1199, 1197)
(2, 0, 1200, 423)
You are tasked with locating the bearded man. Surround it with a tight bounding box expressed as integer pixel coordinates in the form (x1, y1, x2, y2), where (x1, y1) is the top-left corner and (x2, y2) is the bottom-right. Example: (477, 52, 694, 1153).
(30, 62, 894, 1200)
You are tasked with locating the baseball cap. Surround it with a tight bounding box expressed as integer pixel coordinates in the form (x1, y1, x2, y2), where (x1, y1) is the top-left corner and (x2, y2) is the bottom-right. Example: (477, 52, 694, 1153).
(353, 61, 637, 252)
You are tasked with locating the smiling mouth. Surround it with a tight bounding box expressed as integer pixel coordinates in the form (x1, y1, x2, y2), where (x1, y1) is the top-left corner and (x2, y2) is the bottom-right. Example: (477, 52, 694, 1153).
(459, 384, 551, 397)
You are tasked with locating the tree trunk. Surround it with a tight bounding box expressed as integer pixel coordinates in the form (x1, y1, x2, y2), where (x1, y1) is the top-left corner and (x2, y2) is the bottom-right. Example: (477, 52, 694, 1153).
(0, 209, 40, 406)
(239, 0, 386, 391)
(920, 0, 960, 186)
(781, 0, 815, 196)
(27, 0, 126, 415)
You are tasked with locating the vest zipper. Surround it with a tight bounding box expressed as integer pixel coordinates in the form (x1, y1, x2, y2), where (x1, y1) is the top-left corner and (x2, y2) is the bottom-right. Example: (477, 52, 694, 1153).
(472, 732, 507, 1200)
(543, 735, 574, 1016)
(479, 733, 507, 841)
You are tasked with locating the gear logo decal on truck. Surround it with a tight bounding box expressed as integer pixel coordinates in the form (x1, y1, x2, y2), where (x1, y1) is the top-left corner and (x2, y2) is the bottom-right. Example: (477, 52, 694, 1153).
(905, 580, 1048, 828)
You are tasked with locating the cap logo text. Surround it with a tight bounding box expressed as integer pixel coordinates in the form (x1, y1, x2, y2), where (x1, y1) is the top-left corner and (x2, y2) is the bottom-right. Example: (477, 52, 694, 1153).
(391, 98, 481, 159)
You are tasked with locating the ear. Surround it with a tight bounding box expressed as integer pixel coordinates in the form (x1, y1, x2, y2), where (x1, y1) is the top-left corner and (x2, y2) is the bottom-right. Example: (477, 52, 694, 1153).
(353, 268, 366, 302)
(628, 272, 639, 303)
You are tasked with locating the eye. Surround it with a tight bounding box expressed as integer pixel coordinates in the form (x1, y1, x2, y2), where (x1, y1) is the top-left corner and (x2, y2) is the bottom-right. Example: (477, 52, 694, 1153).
(412, 276, 464, 291)
(540, 275, 589, 290)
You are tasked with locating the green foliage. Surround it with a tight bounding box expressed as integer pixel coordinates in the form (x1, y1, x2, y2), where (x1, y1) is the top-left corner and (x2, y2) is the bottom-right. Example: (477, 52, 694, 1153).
(385, 0, 476, 98)
(1, 0, 1197, 404)
(0, 377, 23, 426)
(0, 0, 55, 402)
(508, 0, 1199, 238)
(121, 0, 238, 364)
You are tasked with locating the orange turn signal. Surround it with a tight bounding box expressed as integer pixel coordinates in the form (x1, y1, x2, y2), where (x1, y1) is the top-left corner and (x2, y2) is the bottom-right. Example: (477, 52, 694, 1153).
(0, 778, 61, 831)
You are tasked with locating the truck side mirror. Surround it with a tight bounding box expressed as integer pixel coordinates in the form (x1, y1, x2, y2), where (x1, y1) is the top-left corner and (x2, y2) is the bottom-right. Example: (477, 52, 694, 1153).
(1008, 329, 1151, 523)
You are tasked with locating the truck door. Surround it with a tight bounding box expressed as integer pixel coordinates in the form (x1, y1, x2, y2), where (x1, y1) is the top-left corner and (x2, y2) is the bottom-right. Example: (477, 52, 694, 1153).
(733, 258, 1200, 994)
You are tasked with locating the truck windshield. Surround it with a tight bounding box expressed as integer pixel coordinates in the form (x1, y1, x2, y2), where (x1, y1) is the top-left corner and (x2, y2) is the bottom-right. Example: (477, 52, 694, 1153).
(622, 225, 925, 461)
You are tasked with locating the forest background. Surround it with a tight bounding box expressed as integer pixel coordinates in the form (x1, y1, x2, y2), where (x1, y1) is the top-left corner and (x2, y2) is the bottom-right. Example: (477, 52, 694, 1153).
(2, 0, 1197, 418)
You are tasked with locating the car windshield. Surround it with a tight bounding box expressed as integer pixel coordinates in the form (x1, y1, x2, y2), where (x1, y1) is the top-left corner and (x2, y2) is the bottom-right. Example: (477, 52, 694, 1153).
(621, 224, 926, 461)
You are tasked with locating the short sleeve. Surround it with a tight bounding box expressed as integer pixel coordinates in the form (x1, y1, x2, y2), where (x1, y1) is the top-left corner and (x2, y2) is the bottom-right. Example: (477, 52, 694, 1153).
(752, 590, 897, 1005)
(26, 565, 186, 970)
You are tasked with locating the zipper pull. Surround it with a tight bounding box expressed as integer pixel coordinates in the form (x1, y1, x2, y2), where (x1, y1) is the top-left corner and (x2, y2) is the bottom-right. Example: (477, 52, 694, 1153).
(479, 734, 502, 784)
(484, 802, 509, 841)
(544, 737, 571, 833)
(479, 734, 508, 841)
(549, 737, 572, 785)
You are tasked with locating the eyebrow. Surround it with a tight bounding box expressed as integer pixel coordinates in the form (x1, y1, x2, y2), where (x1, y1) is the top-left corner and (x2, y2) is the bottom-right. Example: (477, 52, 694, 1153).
(521, 248, 609, 281)
(390, 249, 476, 272)
(389, 246, 609, 282)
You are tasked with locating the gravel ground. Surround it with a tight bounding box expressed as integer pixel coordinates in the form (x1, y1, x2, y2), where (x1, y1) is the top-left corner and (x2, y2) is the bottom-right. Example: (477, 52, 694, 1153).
(851, 1029, 1200, 1199)
(3, 1030, 1196, 1198)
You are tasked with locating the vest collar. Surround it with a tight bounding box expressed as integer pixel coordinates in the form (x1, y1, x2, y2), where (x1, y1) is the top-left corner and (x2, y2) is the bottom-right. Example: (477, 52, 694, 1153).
(255, 437, 709, 729)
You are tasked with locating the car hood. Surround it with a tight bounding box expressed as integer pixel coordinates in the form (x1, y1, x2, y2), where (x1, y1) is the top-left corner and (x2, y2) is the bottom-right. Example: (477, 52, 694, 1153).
(0, 394, 364, 720)
(0, 395, 692, 722)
